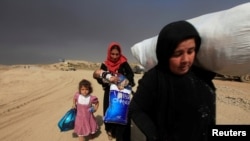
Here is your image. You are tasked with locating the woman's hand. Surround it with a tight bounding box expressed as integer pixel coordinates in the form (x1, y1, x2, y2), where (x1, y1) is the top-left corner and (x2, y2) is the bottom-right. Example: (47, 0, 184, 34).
(109, 76, 119, 83)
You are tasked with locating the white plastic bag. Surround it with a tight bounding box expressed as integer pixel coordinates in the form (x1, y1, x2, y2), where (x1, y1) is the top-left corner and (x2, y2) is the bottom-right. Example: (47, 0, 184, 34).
(131, 2, 250, 75)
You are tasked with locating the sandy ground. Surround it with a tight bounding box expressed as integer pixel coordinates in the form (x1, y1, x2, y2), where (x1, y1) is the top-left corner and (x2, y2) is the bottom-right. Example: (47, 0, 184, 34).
(0, 65, 249, 141)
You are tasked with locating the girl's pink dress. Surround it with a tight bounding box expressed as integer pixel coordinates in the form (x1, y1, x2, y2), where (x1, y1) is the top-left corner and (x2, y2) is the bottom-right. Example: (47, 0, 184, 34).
(74, 93, 99, 136)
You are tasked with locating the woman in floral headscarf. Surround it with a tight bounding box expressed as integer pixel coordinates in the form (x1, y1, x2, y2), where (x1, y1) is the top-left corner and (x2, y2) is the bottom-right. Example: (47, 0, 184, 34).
(94, 42, 135, 141)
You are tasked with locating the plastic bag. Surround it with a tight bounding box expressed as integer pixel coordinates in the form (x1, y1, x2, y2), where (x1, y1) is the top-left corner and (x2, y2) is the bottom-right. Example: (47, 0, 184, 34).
(103, 84, 131, 125)
(58, 108, 76, 132)
(131, 2, 250, 75)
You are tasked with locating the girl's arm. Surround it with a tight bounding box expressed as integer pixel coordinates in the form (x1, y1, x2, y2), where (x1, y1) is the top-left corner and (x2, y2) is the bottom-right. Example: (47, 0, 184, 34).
(72, 99, 76, 109)
(90, 96, 99, 113)
(72, 93, 77, 109)
(93, 101, 99, 112)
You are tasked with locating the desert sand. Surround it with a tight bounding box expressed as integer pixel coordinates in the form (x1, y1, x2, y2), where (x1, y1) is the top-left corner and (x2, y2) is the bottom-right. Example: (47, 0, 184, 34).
(0, 63, 249, 141)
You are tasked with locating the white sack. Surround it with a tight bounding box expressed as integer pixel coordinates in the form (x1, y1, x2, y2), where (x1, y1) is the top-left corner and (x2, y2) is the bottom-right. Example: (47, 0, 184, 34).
(131, 2, 250, 76)
(131, 36, 158, 71)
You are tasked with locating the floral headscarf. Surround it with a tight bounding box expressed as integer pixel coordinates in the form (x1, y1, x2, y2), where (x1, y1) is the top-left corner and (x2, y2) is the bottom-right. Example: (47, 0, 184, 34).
(104, 42, 127, 73)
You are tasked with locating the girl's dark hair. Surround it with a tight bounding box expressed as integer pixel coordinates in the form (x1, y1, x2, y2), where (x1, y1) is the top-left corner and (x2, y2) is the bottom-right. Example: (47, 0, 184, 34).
(78, 79, 93, 94)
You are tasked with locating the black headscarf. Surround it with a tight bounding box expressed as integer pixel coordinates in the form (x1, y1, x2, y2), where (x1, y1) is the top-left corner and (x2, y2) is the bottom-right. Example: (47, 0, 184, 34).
(156, 21, 201, 72)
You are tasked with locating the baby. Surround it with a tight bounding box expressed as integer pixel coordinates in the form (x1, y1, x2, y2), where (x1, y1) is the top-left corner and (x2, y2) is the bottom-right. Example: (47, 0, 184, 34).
(93, 69, 129, 90)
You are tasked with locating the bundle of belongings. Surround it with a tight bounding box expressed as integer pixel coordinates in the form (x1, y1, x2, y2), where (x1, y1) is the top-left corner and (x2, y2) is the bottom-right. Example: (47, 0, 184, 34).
(58, 108, 76, 132)
(131, 2, 250, 76)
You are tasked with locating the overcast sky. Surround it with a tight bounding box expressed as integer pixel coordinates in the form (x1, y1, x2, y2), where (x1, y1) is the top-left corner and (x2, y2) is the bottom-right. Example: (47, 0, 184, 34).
(0, 0, 249, 65)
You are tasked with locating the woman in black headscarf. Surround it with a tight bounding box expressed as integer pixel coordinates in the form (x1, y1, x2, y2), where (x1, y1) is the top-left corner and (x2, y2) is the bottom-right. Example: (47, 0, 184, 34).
(129, 21, 216, 141)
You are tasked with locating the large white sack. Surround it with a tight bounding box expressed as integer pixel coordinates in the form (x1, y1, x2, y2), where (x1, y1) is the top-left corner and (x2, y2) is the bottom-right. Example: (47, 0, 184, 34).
(131, 36, 158, 71)
(131, 2, 250, 76)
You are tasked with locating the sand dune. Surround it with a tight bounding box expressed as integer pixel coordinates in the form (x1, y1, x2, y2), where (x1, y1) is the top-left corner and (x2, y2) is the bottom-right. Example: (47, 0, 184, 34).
(0, 64, 249, 141)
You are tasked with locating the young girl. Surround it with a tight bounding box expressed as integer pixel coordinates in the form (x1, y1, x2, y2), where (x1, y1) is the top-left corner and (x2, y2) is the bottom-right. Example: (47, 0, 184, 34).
(72, 79, 99, 141)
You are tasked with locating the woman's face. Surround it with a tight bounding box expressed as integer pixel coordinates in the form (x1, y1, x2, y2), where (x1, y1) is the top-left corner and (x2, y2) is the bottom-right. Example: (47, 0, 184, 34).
(169, 38, 196, 75)
(110, 48, 120, 62)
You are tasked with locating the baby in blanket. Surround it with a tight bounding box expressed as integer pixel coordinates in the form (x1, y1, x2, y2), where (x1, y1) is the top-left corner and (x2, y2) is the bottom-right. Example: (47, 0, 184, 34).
(93, 69, 129, 90)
